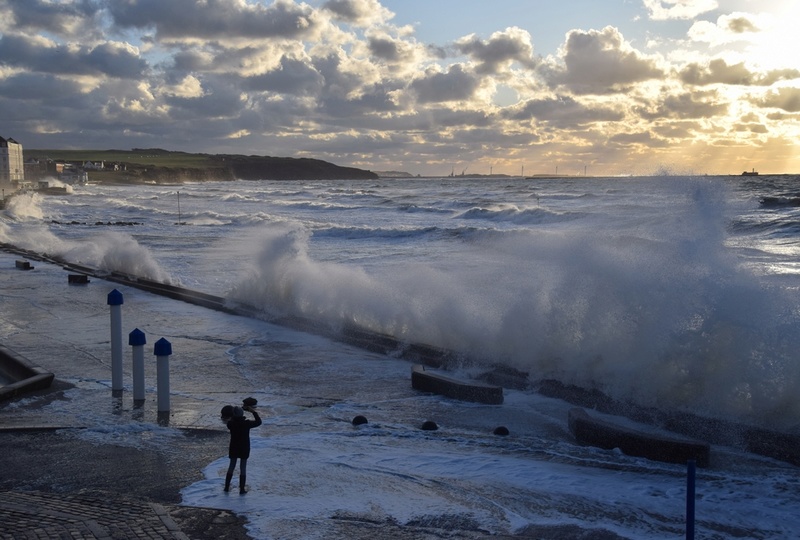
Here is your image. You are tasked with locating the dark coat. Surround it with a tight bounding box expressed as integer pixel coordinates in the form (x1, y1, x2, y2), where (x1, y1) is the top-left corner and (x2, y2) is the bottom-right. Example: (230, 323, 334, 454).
(227, 411, 262, 459)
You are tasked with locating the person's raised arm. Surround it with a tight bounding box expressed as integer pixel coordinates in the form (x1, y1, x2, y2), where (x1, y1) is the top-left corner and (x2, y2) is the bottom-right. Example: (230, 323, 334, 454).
(244, 405, 262, 426)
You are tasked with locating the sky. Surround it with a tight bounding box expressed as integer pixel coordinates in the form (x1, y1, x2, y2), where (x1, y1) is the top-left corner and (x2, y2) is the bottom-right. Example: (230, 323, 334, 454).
(1, 0, 799, 176)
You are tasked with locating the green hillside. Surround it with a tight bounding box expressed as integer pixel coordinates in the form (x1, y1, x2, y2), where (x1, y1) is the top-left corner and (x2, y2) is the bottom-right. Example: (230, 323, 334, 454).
(26, 148, 377, 183)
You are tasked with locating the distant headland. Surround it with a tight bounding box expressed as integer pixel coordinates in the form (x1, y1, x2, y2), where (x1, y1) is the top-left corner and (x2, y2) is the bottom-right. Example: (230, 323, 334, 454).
(25, 148, 378, 184)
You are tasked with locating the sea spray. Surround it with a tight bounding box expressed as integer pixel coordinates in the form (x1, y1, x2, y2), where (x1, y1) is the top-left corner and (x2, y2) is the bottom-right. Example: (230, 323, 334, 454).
(5, 176, 800, 429)
(1, 194, 172, 283)
(1, 191, 46, 221)
(226, 178, 800, 427)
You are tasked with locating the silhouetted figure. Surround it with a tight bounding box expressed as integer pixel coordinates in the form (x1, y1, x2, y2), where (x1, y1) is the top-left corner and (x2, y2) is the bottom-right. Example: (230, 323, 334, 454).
(225, 405, 262, 494)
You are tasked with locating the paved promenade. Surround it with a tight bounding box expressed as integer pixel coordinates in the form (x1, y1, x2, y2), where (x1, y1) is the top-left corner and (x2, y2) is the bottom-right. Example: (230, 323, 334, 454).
(0, 392, 252, 540)
(0, 490, 190, 540)
(0, 250, 269, 538)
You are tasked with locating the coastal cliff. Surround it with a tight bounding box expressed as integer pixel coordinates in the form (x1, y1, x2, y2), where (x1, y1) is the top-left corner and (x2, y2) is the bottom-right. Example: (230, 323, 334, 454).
(26, 148, 378, 183)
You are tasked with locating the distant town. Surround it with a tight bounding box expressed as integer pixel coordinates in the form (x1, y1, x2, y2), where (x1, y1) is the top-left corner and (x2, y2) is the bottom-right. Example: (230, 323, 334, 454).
(1, 135, 109, 200)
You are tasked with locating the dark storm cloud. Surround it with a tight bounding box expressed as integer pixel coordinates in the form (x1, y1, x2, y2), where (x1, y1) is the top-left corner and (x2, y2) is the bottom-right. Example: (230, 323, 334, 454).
(679, 59, 800, 86)
(543, 26, 664, 94)
(756, 87, 800, 113)
(454, 27, 538, 75)
(107, 0, 319, 40)
(0, 34, 147, 79)
(411, 65, 481, 103)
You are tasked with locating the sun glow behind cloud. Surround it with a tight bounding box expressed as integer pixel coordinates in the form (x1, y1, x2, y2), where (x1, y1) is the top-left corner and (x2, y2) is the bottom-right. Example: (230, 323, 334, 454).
(745, 3, 800, 71)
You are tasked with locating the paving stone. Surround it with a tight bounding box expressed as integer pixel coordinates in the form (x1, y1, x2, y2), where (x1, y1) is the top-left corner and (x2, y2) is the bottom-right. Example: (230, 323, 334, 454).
(0, 491, 194, 540)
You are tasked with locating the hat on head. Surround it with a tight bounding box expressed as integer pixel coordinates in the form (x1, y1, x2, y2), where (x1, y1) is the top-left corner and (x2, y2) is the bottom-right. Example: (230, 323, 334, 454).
(233, 406, 244, 417)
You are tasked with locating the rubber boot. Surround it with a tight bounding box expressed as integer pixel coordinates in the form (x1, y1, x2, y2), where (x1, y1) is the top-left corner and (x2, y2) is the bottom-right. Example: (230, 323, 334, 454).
(239, 475, 247, 494)
(224, 472, 233, 492)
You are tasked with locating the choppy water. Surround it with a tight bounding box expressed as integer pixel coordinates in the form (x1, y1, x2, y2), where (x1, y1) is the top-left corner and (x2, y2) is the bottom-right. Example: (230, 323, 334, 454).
(2, 175, 800, 538)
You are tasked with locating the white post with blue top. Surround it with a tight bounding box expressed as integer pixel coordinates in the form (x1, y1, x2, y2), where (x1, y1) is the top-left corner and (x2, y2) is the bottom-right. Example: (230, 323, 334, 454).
(129, 328, 146, 401)
(107, 289, 124, 392)
(154, 337, 172, 413)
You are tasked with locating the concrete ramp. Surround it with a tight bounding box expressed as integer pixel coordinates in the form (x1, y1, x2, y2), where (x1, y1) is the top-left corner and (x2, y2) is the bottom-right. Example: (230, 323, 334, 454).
(411, 364, 503, 405)
(0, 344, 55, 401)
(568, 407, 710, 467)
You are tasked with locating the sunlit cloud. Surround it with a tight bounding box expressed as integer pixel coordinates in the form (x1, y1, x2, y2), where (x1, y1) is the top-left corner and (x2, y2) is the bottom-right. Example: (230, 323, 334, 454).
(0, 0, 797, 175)
(643, 0, 719, 21)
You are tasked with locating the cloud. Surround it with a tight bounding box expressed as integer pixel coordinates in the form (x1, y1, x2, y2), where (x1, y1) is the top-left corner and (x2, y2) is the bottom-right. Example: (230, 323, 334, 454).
(756, 87, 800, 113)
(637, 90, 728, 120)
(323, 0, 394, 27)
(411, 64, 482, 103)
(361, 31, 428, 78)
(164, 77, 246, 119)
(108, 0, 320, 41)
(642, 0, 718, 21)
(609, 130, 664, 147)
(0, 0, 796, 174)
(679, 59, 800, 86)
(160, 75, 204, 98)
(0, 72, 84, 100)
(242, 56, 324, 96)
(0, 0, 102, 39)
(542, 26, 664, 94)
(507, 96, 624, 128)
(0, 34, 147, 79)
(732, 122, 768, 134)
(688, 12, 763, 45)
(455, 27, 538, 75)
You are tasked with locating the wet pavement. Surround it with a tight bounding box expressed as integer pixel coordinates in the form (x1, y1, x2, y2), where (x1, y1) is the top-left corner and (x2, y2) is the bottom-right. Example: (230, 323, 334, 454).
(0, 379, 255, 539)
(0, 490, 191, 540)
(0, 250, 268, 539)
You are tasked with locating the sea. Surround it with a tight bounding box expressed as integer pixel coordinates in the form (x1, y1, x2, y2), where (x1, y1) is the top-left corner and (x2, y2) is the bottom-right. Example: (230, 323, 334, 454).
(2, 174, 800, 538)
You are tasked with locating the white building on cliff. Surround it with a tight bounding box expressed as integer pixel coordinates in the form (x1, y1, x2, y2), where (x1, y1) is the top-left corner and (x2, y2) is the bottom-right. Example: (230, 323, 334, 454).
(0, 136, 24, 195)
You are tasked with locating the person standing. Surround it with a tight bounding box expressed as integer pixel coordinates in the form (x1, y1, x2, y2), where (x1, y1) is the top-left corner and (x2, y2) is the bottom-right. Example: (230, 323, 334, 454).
(225, 404, 262, 494)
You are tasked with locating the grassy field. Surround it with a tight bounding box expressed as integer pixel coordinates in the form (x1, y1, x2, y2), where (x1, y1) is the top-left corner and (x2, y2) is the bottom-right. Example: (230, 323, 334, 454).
(26, 148, 216, 169)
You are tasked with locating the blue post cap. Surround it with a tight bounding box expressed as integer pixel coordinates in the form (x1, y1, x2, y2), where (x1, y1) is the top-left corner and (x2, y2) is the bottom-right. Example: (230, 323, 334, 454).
(154, 337, 172, 356)
(128, 328, 146, 346)
(107, 289, 124, 306)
